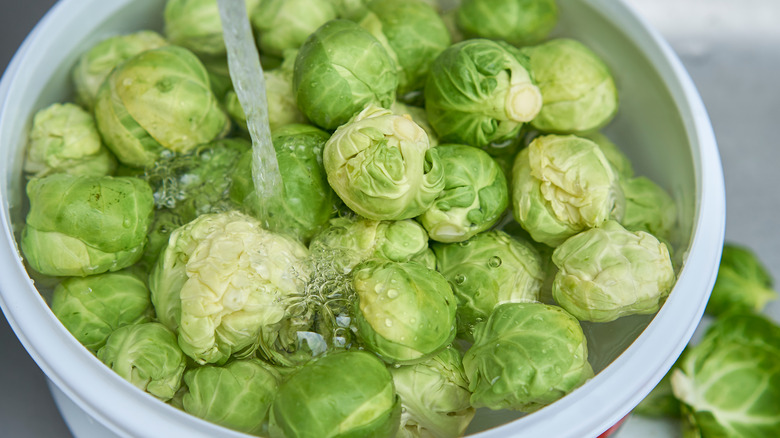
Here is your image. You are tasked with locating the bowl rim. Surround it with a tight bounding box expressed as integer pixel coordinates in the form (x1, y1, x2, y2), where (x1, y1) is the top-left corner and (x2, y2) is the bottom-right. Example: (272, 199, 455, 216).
(0, 0, 725, 437)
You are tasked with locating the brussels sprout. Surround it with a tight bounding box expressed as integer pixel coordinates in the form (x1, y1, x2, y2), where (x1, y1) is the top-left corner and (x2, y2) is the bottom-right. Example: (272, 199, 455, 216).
(182, 359, 280, 435)
(309, 216, 432, 272)
(390, 347, 475, 438)
(199, 54, 234, 99)
(149, 211, 310, 364)
(463, 302, 593, 411)
(21, 174, 154, 277)
(327, 0, 370, 19)
(324, 105, 444, 220)
(251, 0, 338, 57)
(164, 0, 261, 56)
(24, 103, 116, 178)
(269, 351, 401, 438)
(94, 45, 231, 168)
(511, 134, 621, 247)
(584, 131, 634, 178)
(521, 38, 619, 134)
(230, 124, 336, 241)
(424, 38, 542, 148)
(552, 220, 675, 322)
(634, 370, 682, 419)
(619, 176, 676, 244)
(433, 230, 544, 338)
(456, 0, 559, 47)
(705, 244, 777, 317)
(391, 101, 438, 145)
(356, 0, 451, 97)
(352, 259, 456, 364)
(50, 268, 153, 352)
(72, 30, 168, 110)
(671, 312, 780, 437)
(419, 144, 508, 243)
(97, 322, 186, 401)
(141, 138, 249, 264)
(293, 19, 398, 130)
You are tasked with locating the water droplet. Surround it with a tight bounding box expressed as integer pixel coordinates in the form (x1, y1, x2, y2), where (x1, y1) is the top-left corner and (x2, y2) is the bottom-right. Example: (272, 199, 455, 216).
(454, 274, 466, 285)
(488, 256, 502, 268)
(385, 318, 393, 327)
(386, 289, 399, 299)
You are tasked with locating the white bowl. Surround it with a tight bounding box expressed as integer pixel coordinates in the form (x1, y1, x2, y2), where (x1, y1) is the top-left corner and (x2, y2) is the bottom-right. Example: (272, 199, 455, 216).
(0, 0, 725, 437)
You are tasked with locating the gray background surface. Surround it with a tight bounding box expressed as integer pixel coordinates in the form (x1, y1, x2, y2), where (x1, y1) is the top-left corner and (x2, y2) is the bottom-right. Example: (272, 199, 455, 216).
(1, 0, 778, 437)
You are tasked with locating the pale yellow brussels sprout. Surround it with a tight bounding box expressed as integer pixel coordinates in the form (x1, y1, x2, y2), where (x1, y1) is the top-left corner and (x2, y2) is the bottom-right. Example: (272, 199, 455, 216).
(72, 30, 168, 110)
(149, 211, 310, 365)
(511, 134, 622, 247)
(619, 176, 677, 244)
(250, 0, 338, 57)
(522, 38, 619, 134)
(94, 46, 231, 168)
(324, 105, 445, 220)
(164, 0, 261, 56)
(552, 220, 676, 322)
(391, 101, 438, 146)
(24, 103, 116, 177)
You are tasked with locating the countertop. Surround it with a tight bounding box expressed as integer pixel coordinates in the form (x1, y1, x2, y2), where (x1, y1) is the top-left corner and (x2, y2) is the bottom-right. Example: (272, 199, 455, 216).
(1, 0, 779, 437)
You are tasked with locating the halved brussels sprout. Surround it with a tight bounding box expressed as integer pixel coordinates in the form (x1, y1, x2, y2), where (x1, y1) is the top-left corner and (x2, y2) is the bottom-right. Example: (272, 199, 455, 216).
(293, 19, 398, 130)
(164, 0, 261, 56)
(72, 30, 168, 110)
(97, 322, 186, 401)
(230, 124, 336, 241)
(521, 38, 619, 134)
(456, 0, 559, 46)
(391, 347, 475, 438)
(511, 134, 621, 247)
(425, 38, 542, 148)
(251, 0, 338, 57)
(309, 216, 432, 272)
(268, 350, 401, 438)
(705, 243, 777, 317)
(51, 268, 152, 352)
(94, 45, 230, 168)
(433, 230, 544, 339)
(149, 211, 310, 365)
(24, 103, 116, 178)
(352, 259, 456, 364)
(356, 0, 451, 97)
(21, 174, 154, 277)
(552, 220, 675, 322)
(182, 358, 280, 435)
(619, 176, 676, 244)
(323, 105, 444, 220)
(463, 302, 593, 411)
(419, 144, 508, 243)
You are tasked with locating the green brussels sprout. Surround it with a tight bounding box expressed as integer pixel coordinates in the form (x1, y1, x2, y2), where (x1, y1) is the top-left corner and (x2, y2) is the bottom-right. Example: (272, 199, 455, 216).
(310, 216, 432, 272)
(94, 45, 231, 168)
(269, 351, 401, 438)
(511, 134, 621, 247)
(164, 0, 261, 56)
(230, 124, 336, 241)
(552, 220, 675, 322)
(619, 176, 677, 244)
(634, 370, 682, 419)
(521, 38, 619, 134)
(419, 144, 508, 243)
(72, 30, 168, 110)
(182, 359, 280, 435)
(391, 101, 438, 146)
(352, 259, 456, 364)
(293, 19, 398, 130)
(327, 0, 370, 19)
(424, 38, 542, 148)
(390, 347, 475, 438)
(149, 211, 309, 365)
(463, 302, 593, 411)
(24, 103, 116, 178)
(50, 268, 153, 352)
(456, 0, 559, 47)
(356, 0, 451, 97)
(21, 174, 154, 277)
(671, 312, 780, 437)
(251, 0, 338, 57)
(198, 54, 234, 99)
(97, 322, 186, 401)
(705, 244, 777, 317)
(584, 131, 634, 178)
(433, 230, 544, 339)
(141, 138, 250, 264)
(324, 105, 444, 220)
